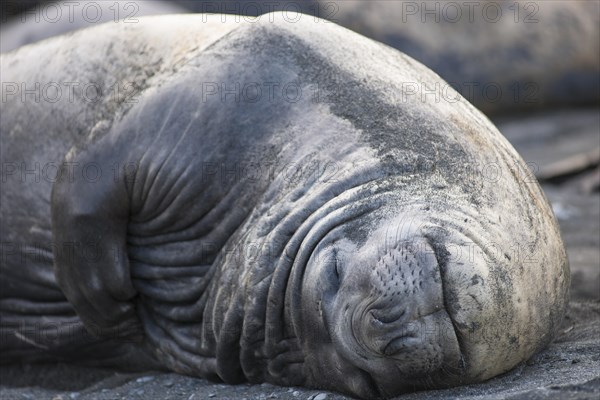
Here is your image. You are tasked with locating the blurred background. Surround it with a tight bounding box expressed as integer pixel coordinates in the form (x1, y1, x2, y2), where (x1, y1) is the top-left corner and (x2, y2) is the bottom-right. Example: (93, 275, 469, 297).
(1, 1, 598, 399)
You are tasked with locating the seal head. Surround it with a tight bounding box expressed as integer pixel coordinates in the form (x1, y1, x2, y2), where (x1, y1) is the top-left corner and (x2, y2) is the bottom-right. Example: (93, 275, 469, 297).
(298, 212, 461, 397)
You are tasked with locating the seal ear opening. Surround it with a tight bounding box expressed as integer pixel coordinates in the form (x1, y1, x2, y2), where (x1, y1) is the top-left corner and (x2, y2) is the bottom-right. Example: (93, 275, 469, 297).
(51, 145, 141, 341)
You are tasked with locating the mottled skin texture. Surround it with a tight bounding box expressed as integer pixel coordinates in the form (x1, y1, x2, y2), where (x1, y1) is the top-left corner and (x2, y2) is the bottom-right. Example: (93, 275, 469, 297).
(0, 13, 569, 399)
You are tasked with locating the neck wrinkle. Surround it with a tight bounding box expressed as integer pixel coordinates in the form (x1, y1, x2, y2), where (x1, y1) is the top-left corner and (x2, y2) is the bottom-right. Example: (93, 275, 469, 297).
(235, 159, 385, 383)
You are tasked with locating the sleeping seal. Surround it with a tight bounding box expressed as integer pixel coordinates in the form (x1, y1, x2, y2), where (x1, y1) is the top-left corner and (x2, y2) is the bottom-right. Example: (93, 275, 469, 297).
(0, 13, 569, 399)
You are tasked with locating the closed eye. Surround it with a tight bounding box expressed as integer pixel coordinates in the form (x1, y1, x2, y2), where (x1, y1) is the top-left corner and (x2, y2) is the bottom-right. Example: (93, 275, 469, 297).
(329, 248, 341, 291)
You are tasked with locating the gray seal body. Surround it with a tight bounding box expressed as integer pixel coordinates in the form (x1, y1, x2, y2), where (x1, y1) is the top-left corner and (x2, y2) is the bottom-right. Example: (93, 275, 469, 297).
(0, 13, 569, 399)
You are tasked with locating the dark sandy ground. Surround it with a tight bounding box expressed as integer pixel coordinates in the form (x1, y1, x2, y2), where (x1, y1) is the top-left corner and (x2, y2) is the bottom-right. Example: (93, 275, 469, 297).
(1, 109, 598, 399)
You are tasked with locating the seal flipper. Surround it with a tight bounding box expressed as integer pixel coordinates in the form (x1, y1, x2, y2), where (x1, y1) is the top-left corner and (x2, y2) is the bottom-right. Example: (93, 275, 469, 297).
(51, 146, 141, 340)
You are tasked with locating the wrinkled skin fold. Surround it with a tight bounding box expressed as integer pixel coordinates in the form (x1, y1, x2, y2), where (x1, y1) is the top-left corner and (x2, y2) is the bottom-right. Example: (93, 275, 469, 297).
(0, 13, 569, 399)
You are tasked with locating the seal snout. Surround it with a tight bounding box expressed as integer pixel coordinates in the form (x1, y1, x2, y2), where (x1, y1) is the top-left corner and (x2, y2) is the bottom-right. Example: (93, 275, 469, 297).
(354, 238, 447, 361)
(327, 234, 462, 392)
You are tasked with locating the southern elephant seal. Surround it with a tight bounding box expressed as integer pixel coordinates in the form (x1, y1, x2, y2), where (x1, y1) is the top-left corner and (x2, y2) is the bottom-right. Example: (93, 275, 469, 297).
(0, 13, 569, 399)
